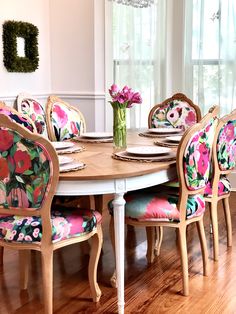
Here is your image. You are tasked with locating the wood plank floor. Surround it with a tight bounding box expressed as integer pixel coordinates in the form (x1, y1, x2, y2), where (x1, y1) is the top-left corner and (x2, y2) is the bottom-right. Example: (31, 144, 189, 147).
(1, 193, 236, 313)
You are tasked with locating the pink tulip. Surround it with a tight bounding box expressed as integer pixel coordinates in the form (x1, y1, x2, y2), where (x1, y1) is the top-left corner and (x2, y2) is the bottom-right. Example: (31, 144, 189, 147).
(131, 92, 142, 104)
(109, 84, 142, 109)
(109, 84, 119, 97)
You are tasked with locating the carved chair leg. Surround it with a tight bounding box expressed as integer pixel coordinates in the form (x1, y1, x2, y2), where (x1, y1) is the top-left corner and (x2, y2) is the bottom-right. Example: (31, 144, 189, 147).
(154, 226, 163, 256)
(89, 224, 103, 302)
(196, 219, 209, 276)
(178, 226, 189, 296)
(19, 250, 31, 290)
(222, 197, 232, 247)
(209, 201, 219, 261)
(41, 249, 53, 314)
(146, 227, 155, 264)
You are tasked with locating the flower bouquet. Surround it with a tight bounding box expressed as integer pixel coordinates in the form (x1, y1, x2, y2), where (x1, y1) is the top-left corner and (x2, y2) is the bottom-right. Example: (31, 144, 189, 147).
(109, 84, 142, 150)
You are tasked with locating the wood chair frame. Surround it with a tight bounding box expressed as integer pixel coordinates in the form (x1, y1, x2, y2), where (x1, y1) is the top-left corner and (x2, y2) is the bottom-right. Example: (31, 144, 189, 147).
(148, 93, 202, 129)
(204, 109, 236, 261)
(16, 92, 49, 137)
(0, 114, 102, 313)
(0, 101, 37, 133)
(110, 108, 218, 296)
(46, 95, 86, 142)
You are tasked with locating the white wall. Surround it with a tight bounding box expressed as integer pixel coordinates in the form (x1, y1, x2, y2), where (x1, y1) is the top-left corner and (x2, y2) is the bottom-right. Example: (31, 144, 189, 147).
(0, 0, 51, 104)
(0, 0, 107, 131)
(49, 0, 106, 131)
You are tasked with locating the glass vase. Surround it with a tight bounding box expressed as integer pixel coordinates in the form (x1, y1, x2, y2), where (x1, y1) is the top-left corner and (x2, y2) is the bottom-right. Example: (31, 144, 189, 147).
(113, 106, 127, 151)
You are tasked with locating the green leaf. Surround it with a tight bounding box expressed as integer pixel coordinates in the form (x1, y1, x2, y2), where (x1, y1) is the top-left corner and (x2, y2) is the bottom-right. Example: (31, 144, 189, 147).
(23, 170, 34, 175)
(2, 151, 8, 157)
(16, 175, 25, 183)
(26, 185, 33, 195)
(30, 150, 38, 160)
(13, 134, 21, 143)
(33, 162, 39, 174)
(0, 181, 6, 193)
(26, 189, 33, 203)
(32, 177, 42, 186)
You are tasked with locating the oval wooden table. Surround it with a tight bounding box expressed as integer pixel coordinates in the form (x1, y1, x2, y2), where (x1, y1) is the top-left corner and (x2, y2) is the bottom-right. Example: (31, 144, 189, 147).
(56, 133, 177, 314)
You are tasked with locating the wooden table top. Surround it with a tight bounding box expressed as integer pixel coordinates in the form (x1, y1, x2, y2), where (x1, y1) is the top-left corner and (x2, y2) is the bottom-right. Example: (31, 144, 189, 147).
(59, 132, 176, 181)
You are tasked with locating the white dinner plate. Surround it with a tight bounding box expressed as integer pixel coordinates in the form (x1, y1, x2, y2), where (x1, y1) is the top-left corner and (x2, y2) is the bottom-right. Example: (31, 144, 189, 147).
(80, 132, 113, 139)
(58, 156, 74, 165)
(165, 135, 182, 143)
(59, 161, 86, 172)
(51, 141, 75, 150)
(148, 128, 182, 134)
(126, 146, 172, 156)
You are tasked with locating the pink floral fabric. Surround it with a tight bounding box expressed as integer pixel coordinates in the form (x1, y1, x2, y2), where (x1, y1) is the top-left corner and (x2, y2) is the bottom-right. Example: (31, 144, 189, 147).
(20, 98, 48, 137)
(109, 192, 205, 222)
(184, 118, 217, 190)
(0, 127, 52, 209)
(0, 107, 35, 133)
(51, 102, 86, 141)
(217, 120, 236, 171)
(0, 209, 102, 243)
(204, 176, 230, 197)
(151, 100, 197, 129)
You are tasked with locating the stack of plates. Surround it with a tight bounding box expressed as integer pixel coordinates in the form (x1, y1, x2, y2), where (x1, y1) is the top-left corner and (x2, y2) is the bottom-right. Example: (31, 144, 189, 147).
(80, 132, 113, 139)
(57, 156, 86, 172)
(140, 127, 183, 139)
(58, 156, 74, 165)
(51, 141, 84, 154)
(114, 145, 176, 161)
(75, 132, 113, 142)
(165, 135, 182, 143)
(147, 127, 183, 137)
(52, 142, 75, 150)
(148, 127, 183, 134)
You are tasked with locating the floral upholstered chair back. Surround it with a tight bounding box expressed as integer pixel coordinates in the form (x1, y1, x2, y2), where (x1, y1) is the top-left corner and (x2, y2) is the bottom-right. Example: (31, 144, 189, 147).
(46, 96, 86, 141)
(16, 93, 48, 138)
(0, 114, 58, 223)
(204, 109, 236, 197)
(217, 110, 236, 172)
(176, 109, 218, 221)
(0, 102, 37, 133)
(148, 93, 202, 130)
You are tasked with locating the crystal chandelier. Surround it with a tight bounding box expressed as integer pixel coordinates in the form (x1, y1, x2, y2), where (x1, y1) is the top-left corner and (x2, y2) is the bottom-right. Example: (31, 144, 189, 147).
(108, 0, 155, 8)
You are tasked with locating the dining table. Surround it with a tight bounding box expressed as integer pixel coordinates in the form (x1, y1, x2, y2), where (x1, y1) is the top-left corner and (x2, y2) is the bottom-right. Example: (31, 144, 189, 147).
(56, 132, 177, 314)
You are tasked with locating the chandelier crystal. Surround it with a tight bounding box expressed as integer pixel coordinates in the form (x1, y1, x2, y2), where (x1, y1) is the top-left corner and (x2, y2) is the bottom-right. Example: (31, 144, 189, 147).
(108, 0, 155, 8)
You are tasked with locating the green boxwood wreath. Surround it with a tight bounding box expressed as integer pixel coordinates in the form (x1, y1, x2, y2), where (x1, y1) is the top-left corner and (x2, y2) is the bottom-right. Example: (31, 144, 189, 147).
(3, 20, 39, 72)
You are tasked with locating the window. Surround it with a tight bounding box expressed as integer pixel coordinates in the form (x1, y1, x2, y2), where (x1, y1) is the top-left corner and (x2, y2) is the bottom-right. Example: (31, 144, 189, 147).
(112, 3, 158, 128)
(186, 0, 236, 114)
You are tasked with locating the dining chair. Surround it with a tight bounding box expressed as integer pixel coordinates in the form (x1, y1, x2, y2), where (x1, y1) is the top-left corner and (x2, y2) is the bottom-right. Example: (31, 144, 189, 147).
(46, 95, 86, 141)
(16, 92, 49, 138)
(146, 94, 201, 260)
(109, 108, 218, 295)
(0, 114, 103, 313)
(148, 93, 202, 129)
(0, 101, 37, 133)
(204, 109, 236, 261)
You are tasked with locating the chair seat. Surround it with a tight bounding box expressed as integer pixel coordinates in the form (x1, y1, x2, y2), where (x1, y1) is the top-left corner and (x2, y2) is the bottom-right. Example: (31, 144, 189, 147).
(162, 176, 230, 198)
(0, 208, 102, 243)
(204, 176, 231, 197)
(109, 192, 205, 222)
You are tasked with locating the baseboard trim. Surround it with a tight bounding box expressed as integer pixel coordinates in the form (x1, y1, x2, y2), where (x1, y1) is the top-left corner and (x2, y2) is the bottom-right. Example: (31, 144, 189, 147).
(51, 91, 106, 100)
(0, 91, 106, 103)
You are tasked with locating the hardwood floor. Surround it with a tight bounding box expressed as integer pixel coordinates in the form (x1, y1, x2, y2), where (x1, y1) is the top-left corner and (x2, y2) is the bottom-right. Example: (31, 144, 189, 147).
(1, 193, 236, 313)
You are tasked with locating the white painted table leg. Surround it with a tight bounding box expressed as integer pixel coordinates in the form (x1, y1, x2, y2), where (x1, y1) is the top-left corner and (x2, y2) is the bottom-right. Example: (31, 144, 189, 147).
(113, 193, 125, 314)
